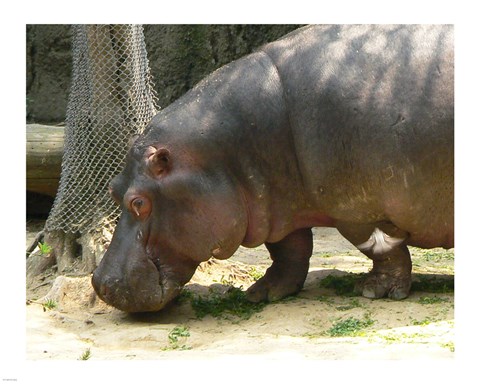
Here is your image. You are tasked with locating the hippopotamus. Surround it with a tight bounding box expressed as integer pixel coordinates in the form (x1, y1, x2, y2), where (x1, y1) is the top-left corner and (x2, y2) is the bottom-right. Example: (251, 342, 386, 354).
(92, 24, 454, 313)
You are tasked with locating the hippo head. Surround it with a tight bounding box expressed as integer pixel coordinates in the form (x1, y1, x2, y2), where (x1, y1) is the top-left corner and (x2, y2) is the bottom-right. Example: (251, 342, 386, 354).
(92, 138, 248, 312)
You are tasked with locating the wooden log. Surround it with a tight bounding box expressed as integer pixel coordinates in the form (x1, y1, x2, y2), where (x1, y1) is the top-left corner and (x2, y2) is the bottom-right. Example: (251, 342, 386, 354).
(26, 124, 64, 197)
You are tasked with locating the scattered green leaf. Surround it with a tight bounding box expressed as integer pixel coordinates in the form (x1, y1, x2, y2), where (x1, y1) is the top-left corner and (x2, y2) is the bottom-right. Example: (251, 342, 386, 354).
(79, 348, 91, 360)
(441, 342, 455, 352)
(165, 326, 191, 350)
(327, 315, 374, 337)
(412, 317, 435, 326)
(190, 287, 265, 321)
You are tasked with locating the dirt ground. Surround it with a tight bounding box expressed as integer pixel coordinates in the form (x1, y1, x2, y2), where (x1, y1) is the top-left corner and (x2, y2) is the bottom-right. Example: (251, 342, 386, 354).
(26, 219, 454, 361)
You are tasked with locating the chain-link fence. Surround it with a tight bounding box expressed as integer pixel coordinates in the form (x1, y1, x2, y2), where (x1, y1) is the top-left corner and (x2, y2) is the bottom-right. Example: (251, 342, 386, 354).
(46, 24, 158, 236)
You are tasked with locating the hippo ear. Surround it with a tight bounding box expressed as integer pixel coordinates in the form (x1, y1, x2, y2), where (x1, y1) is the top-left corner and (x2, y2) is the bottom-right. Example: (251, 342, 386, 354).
(147, 147, 171, 177)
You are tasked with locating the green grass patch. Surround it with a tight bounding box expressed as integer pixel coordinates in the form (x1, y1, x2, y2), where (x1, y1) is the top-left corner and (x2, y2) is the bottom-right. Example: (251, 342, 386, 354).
(38, 242, 52, 255)
(319, 273, 365, 296)
(411, 275, 454, 293)
(177, 289, 194, 303)
(336, 298, 362, 311)
(418, 296, 449, 305)
(371, 331, 428, 344)
(411, 248, 454, 262)
(317, 252, 333, 258)
(189, 287, 266, 321)
(248, 267, 264, 281)
(42, 298, 57, 311)
(376, 334, 402, 343)
(327, 315, 374, 337)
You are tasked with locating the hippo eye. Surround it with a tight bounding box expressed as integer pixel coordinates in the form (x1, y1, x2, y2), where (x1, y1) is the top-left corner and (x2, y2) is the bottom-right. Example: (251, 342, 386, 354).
(132, 198, 145, 215)
(129, 196, 152, 220)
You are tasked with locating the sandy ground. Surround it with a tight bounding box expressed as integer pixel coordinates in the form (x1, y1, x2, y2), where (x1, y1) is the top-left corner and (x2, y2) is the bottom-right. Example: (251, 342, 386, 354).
(25, 220, 455, 362)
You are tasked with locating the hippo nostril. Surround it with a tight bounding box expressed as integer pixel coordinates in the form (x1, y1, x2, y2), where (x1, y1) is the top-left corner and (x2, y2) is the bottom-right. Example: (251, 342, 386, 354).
(93, 275, 121, 300)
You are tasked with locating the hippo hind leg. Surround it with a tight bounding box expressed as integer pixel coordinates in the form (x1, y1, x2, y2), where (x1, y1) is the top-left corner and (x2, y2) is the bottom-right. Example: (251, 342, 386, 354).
(336, 221, 412, 300)
(246, 228, 312, 303)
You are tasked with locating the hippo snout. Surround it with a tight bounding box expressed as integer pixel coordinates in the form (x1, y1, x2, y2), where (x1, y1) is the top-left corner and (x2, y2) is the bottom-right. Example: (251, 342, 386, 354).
(91, 262, 168, 313)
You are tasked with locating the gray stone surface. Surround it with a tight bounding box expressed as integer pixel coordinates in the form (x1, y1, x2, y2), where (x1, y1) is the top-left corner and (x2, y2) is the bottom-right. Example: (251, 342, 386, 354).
(26, 24, 302, 123)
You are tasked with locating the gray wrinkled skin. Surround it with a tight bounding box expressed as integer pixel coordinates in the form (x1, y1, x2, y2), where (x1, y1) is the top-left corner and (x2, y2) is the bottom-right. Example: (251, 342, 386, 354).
(92, 25, 453, 312)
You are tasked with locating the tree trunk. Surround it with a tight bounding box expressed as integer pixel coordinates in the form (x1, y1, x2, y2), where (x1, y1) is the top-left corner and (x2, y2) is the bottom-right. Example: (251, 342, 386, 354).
(26, 124, 64, 197)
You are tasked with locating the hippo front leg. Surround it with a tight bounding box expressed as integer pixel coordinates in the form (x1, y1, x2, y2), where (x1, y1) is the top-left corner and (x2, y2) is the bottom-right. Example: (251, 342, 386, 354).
(246, 228, 313, 303)
(336, 221, 411, 300)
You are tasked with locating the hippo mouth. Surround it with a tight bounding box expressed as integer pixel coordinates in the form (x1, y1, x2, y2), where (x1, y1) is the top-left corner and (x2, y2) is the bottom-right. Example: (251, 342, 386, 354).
(128, 257, 183, 312)
(151, 257, 183, 306)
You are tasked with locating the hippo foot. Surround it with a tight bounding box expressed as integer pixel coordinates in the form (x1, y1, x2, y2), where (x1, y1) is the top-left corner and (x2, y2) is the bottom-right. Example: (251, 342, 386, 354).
(245, 268, 304, 303)
(356, 272, 411, 300)
(246, 228, 312, 303)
